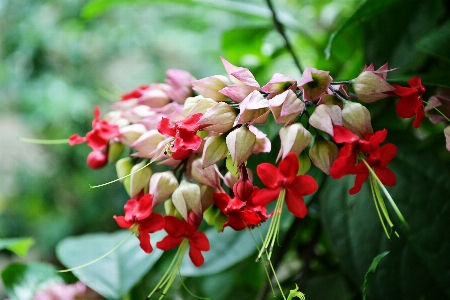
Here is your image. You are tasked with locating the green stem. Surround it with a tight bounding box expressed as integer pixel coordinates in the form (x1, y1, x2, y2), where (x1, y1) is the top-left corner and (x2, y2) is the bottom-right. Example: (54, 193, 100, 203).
(17, 137, 69, 144)
(423, 100, 450, 123)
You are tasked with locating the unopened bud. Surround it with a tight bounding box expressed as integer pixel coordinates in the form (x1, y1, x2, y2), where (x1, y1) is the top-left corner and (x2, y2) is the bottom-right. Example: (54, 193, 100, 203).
(191, 158, 219, 188)
(197, 102, 237, 133)
(129, 161, 152, 198)
(119, 124, 147, 147)
(352, 71, 395, 103)
(172, 180, 201, 220)
(342, 102, 373, 137)
(202, 136, 229, 168)
(278, 123, 312, 160)
(87, 150, 108, 169)
(192, 75, 229, 101)
(108, 141, 124, 163)
(184, 96, 217, 117)
(226, 126, 256, 166)
(308, 135, 338, 175)
(149, 171, 178, 207)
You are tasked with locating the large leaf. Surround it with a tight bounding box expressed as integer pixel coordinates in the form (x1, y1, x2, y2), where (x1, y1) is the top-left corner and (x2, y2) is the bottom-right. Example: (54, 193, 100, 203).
(56, 230, 164, 299)
(2, 262, 63, 300)
(0, 237, 35, 258)
(319, 139, 450, 299)
(417, 20, 450, 62)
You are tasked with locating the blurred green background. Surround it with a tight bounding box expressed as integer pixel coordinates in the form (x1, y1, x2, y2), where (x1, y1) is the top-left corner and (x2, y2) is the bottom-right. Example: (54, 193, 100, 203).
(1, 0, 450, 299)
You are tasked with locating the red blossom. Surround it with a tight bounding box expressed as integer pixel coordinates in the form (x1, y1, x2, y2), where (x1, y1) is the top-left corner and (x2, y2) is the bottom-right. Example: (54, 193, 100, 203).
(113, 194, 164, 253)
(252, 153, 318, 218)
(330, 125, 397, 194)
(121, 85, 149, 101)
(392, 77, 426, 128)
(69, 106, 120, 151)
(156, 216, 210, 267)
(157, 113, 204, 160)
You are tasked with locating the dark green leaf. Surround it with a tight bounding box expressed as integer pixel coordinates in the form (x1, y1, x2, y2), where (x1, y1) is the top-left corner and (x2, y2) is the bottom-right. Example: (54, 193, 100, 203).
(56, 230, 164, 299)
(0, 237, 35, 258)
(1, 262, 62, 300)
(417, 20, 450, 62)
(362, 251, 389, 300)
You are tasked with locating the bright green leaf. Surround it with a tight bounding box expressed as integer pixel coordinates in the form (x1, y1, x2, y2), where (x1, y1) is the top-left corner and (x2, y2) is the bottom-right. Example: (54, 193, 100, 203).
(362, 251, 389, 300)
(2, 262, 63, 300)
(0, 238, 35, 258)
(56, 230, 164, 299)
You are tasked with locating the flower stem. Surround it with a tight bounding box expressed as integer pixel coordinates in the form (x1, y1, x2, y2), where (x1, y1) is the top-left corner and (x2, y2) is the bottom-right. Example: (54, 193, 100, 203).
(17, 137, 69, 144)
(423, 100, 450, 123)
(90, 161, 152, 189)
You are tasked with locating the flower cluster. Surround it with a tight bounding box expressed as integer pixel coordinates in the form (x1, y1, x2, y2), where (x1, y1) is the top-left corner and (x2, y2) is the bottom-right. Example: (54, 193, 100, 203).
(67, 58, 440, 297)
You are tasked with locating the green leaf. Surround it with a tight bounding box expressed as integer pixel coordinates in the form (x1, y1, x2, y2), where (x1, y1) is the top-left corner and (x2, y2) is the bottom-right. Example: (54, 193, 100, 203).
(325, 0, 400, 59)
(417, 20, 450, 62)
(2, 262, 63, 300)
(362, 251, 389, 300)
(287, 284, 305, 300)
(319, 139, 450, 299)
(56, 230, 164, 299)
(180, 221, 269, 276)
(0, 238, 35, 258)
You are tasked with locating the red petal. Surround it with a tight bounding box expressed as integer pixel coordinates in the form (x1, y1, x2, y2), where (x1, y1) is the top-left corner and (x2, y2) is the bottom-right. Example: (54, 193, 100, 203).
(285, 193, 307, 218)
(256, 163, 279, 189)
(349, 172, 369, 195)
(379, 143, 397, 167)
(189, 232, 210, 251)
(329, 145, 357, 178)
(413, 103, 425, 128)
(93, 106, 101, 121)
(396, 95, 417, 118)
(86, 130, 108, 151)
(408, 77, 423, 89)
(164, 216, 184, 237)
(179, 113, 203, 131)
(213, 192, 230, 212)
(333, 125, 358, 144)
(375, 167, 396, 186)
(139, 213, 165, 233)
(123, 199, 139, 221)
(68, 134, 86, 146)
(369, 129, 387, 145)
(252, 187, 281, 206)
(176, 128, 202, 150)
(157, 117, 176, 136)
(113, 216, 133, 229)
(287, 175, 318, 196)
(138, 231, 153, 253)
(189, 246, 205, 267)
(156, 236, 183, 251)
(278, 153, 299, 185)
(134, 194, 154, 220)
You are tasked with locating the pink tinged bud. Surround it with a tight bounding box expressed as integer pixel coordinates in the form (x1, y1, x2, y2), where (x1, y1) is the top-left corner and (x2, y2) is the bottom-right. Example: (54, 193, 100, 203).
(202, 135, 229, 168)
(308, 135, 338, 175)
(298, 67, 333, 101)
(261, 73, 297, 98)
(165, 69, 196, 104)
(192, 75, 230, 101)
(248, 125, 271, 154)
(341, 102, 373, 138)
(224, 171, 239, 189)
(184, 96, 217, 118)
(129, 161, 152, 198)
(319, 94, 343, 108)
(197, 102, 237, 133)
(149, 171, 179, 207)
(278, 123, 312, 160)
(352, 71, 395, 102)
(131, 129, 166, 159)
(445, 126, 450, 152)
(269, 90, 304, 124)
(191, 158, 220, 188)
(309, 104, 342, 136)
(172, 180, 201, 220)
(119, 124, 147, 147)
(87, 150, 108, 169)
(237, 91, 270, 125)
(108, 141, 124, 163)
(137, 84, 171, 108)
(226, 126, 256, 166)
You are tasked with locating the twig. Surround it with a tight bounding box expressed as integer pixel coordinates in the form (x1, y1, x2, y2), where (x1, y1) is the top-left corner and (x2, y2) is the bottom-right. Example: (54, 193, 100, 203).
(265, 0, 302, 75)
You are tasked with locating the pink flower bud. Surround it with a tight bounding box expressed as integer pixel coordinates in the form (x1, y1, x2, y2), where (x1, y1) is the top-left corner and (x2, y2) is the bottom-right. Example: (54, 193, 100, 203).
(237, 91, 270, 125)
(269, 90, 304, 124)
(352, 71, 395, 102)
(308, 135, 338, 175)
(341, 102, 373, 138)
(149, 171, 179, 207)
(192, 75, 230, 101)
(201, 135, 229, 168)
(278, 123, 312, 160)
(298, 67, 332, 101)
(309, 104, 342, 136)
(226, 126, 256, 166)
(261, 73, 296, 98)
(191, 158, 220, 188)
(119, 124, 147, 147)
(131, 129, 166, 159)
(87, 150, 108, 169)
(184, 96, 217, 118)
(197, 102, 237, 133)
(249, 125, 271, 154)
(129, 160, 152, 198)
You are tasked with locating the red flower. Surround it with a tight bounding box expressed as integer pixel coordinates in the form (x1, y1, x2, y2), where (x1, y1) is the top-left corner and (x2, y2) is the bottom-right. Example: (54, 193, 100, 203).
(252, 153, 318, 218)
(392, 77, 426, 128)
(69, 106, 120, 151)
(121, 85, 149, 101)
(157, 113, 204, 160)
(156, 216, 210, 267)
(113, 194, 164, 253)
(330, 125, 397, 194)
(214, 187, 270, 231)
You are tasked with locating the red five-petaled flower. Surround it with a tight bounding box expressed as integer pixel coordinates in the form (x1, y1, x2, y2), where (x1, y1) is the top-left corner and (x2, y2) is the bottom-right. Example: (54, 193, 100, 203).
(156, 216, 210, 267)
(69, 106, 120, 151)
(392, 77, 426, 128)
(113, 194, 164, 253)
(252, 153, 318, 218)
(157, 113, 204, 160)
(330, 125, 397, 194)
